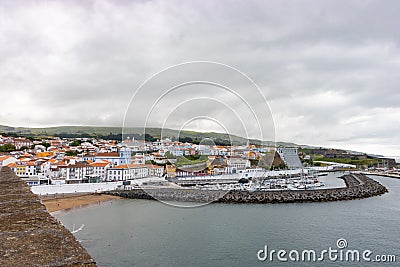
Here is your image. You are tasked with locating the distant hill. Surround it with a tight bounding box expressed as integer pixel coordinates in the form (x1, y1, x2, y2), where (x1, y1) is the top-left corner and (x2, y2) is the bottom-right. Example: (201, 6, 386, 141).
(0, 125, 122, 136)
(0, 125, 297, 146)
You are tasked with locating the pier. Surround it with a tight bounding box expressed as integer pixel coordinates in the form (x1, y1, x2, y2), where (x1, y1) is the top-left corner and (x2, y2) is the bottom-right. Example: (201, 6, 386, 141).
(172, 177, 240, 186)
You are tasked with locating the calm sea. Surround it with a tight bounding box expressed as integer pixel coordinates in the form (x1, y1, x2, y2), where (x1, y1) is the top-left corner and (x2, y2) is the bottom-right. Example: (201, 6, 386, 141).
(55, 174, 400, 266)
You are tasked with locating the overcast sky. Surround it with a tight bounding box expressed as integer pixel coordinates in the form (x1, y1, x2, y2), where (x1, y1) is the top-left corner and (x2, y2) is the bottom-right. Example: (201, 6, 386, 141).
(1, 0, 399, 157)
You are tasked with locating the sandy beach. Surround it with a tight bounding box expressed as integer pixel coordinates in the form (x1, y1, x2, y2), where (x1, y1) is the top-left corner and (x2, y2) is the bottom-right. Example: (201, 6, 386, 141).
(41, 193, 122, 212)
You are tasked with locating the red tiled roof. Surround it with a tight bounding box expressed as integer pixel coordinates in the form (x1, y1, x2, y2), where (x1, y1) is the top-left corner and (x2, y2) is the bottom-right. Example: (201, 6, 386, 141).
(96, 152, 119, 157)
(89, 162, 110, 167)
(0, 156, 11, 161)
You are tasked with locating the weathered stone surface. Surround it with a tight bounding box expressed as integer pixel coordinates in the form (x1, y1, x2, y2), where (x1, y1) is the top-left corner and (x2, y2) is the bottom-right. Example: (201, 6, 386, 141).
(107, 174, 388, 204)
(0, 167, 96, 267)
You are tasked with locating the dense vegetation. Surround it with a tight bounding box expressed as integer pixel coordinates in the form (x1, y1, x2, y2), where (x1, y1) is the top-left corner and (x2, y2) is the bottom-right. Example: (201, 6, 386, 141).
(0, 144, 16, 152)
(178, 136, 233, 146)
(313, 156, 379, 167)
(65, 151, 79, 156)
(1, 125, 292, 146)
(175, 155, 209, 167)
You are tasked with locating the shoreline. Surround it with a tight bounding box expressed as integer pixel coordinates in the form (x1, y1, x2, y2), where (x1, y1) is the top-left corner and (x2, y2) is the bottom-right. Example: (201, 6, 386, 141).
(40, 193, 122, 212)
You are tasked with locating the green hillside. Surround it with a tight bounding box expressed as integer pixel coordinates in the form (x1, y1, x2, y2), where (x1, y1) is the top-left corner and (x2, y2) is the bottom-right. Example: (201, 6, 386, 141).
(0, 125, 280, 145)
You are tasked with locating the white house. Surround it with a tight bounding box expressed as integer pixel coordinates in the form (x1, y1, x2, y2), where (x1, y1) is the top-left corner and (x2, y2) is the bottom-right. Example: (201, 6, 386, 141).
(60, 162, 94, 184)
(25, 161, 37, 176)
(227, 156, 251, 168)
(106, 165, 129, 181)
(132, 154, 145, 164)
(0, 155, 18, 166)
(89, 161, 111, 181)
(94, 151, 130, 166)
(143, 164, 165, 177)
(106, 164, 149, 181)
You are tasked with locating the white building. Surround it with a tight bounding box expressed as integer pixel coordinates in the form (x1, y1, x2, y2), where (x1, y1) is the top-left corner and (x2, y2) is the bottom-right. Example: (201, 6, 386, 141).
(60, 162, 94, 184)
(89, 161, 111, 181)
(132, 154, 145, 164)
(0, 155, 18, 166)
(25, 161, 37, 176)
(106, 164, 149, 181)
(226, 156, 251, 173)
(143, 164, 165, 177)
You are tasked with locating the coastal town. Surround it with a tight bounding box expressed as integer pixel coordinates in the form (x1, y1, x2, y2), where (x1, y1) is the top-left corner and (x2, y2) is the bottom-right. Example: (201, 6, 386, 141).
(0, 134, 398, 191)
(1, 1, 399, 266)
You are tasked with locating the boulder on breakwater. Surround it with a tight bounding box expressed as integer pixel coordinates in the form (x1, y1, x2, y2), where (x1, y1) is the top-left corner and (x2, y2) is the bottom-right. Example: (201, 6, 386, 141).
(106, 174, 388, 204)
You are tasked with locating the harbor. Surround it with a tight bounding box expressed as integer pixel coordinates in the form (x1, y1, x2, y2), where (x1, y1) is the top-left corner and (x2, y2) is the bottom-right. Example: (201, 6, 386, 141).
(107, 173, 388, 204)
(54, 174, 399, 267)
(136, 169, 345, 192)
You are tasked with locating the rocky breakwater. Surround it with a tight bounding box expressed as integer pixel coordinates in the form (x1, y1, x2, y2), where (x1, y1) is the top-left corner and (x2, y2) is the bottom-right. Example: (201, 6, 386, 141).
(0, 167, 96, 267)
(107, 173, 388, 204)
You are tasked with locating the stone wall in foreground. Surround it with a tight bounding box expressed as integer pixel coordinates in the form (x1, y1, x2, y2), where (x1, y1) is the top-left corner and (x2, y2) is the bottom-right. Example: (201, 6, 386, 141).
(0, 167, 96, 267)
(107, 174, 388, 204)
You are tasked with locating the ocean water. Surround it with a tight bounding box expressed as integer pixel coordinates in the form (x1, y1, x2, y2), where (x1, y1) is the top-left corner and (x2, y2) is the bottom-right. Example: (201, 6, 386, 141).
(55, 175, 400, 266)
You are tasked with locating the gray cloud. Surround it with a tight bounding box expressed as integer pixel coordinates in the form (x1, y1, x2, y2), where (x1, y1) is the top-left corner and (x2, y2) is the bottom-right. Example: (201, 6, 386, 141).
(0, 0, 399, 156)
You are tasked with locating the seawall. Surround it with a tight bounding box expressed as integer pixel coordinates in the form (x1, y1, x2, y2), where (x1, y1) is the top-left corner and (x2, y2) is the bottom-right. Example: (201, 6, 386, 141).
(107, 174, 388, 204)
(0, 167, 96, 267)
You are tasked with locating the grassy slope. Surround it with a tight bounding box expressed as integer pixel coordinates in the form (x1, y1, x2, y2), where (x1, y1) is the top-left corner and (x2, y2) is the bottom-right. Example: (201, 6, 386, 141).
(313, 156, 378, 166)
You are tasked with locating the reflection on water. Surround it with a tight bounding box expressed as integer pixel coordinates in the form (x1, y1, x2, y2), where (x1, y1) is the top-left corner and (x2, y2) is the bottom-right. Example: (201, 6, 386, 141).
(55, 175, 399, 267)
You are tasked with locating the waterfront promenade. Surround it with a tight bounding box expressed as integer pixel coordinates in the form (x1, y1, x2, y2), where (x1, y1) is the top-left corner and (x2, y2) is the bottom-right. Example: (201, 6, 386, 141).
(0, 167, 96, 267)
